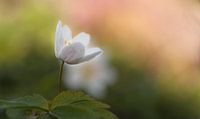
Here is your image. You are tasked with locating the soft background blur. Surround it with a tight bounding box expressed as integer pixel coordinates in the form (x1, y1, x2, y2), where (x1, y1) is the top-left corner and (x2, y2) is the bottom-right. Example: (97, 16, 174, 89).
(1, 0, 200, 119)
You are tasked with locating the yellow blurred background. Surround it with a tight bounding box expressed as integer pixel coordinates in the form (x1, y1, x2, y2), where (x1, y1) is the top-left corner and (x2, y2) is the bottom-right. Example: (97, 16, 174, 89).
(1, 0, 200, 119)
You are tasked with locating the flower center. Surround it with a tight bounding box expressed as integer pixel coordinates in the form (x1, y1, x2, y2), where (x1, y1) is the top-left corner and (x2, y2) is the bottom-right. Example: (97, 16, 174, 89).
(64, 40, 72, 46)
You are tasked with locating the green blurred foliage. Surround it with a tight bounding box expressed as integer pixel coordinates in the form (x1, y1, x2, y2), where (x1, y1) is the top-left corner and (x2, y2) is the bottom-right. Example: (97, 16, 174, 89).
(0, 0, 58, 98)
(105, 56, 200, 119)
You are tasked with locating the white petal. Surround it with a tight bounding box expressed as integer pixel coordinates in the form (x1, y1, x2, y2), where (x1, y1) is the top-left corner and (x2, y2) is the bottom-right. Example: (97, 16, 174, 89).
(59, 43, 85, 64)
(62, 25, 72, 41)
(55, 20, 64, 58)
(79, 47, 102, 63)
(73, 32, 90, 47)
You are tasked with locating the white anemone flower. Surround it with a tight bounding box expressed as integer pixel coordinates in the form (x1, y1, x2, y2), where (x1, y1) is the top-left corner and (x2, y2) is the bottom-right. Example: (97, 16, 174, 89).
(64, 51, 117, 98)
(55, 20, 102, 64)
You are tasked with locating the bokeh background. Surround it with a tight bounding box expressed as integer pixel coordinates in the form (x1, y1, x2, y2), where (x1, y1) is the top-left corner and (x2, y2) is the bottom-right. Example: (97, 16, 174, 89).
(1, 0, 200, 119)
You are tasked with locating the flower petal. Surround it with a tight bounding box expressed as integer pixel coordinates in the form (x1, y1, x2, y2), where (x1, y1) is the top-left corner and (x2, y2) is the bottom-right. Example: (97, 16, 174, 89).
(79, 47, 102, 63)
(59, 43, 85, 64)
(55, 20, 64, 58)
(62, 25, 72, 41)
(73, 32, 90, 47)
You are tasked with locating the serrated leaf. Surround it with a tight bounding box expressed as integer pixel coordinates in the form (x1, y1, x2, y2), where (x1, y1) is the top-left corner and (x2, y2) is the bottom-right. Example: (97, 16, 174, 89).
(51, 105, 117, 119)
(51, 105, 97, 119)
(74, 101, 109, 110)
(0, 91, 118, 119)
(0, 94, 49, 111)
(50, 91, 109, 110)
(50, 91, 117, 119)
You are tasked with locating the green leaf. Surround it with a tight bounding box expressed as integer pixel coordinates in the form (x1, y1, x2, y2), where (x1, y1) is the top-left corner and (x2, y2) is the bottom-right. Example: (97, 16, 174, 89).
(50, 91, 109, 110)
(0, 94, 49, 111)
(0, 91, 118, 119)
(51, 105, 96, 119)
(50, 91, 118, 119)
(51, 105, 117, 119)
(6, 108, 54, 119)
(6, 108, 30, 119)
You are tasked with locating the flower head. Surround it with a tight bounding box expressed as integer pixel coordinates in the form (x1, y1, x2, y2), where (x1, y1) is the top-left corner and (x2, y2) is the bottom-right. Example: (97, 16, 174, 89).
(55, 20, 102, 64)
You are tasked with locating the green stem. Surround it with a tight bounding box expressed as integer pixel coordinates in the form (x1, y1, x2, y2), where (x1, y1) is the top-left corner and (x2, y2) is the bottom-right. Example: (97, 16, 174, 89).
(59, 61, 64, 93)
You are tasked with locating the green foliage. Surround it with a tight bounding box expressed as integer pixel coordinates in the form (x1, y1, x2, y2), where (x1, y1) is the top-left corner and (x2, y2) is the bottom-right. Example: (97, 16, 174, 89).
(50, 91, 110, 110)
(6, 108, 33, 119)
(0, 0, 58, 99)
(50, 91, 115, 119)
(0, 91, 118, 119)
(0, 94, 48, 111)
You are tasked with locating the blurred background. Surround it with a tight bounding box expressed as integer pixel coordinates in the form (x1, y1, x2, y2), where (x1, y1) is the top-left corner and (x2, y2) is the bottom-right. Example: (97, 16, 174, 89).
(1, 0, 200, 119)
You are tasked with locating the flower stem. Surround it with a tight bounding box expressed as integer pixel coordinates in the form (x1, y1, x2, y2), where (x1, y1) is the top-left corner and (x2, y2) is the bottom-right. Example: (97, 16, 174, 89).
(59, 61, 64, 93)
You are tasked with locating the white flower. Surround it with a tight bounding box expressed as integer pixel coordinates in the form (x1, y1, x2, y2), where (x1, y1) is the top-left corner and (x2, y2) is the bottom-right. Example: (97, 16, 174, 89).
(64, 51, 117, 98)
(55, 20, 102, 64)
